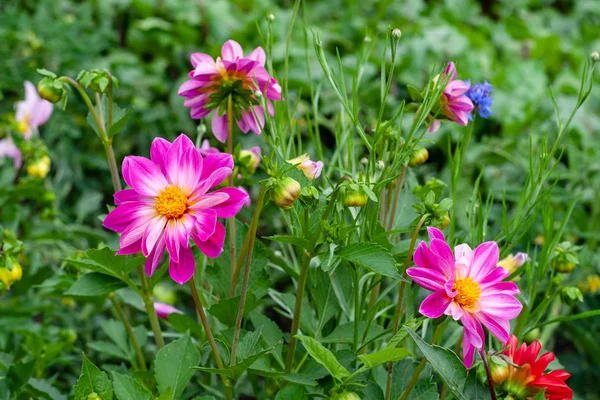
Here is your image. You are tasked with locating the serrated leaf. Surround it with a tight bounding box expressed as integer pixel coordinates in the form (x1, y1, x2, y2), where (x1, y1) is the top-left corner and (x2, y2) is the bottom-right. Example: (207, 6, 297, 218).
(274, 385, 306, 400)
(357, 348, 411, 371)
(295, 335, 350, 381)
(264, 235, 310, 249)
(208, 293, 261, 326)
(386, 319, 424, 349)
(112, 372, 153, 400)
(65, 273, 126, 297)
(250, 313, 284, 368)
(335, 243, 398, 278)
(154, 332, 200, 400)
(73, 354, 113, 400)
(66, 248, 144, 281)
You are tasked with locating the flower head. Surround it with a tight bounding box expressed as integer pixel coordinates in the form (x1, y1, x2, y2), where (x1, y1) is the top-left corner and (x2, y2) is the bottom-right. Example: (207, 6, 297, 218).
(154, 302, 184, 319)
(428, 63, 474, 133)
(178, 40, 281, 143)
(288, 154, 324, 180)
(498, 252, 529, 275)
(406, 227, 522, 368)
(103, 134, 249, 284)
(497, 335, 572, 400)
(15, 81, 53, 140)
(0, 138, 22, 168)
(465, 80, 493, 119)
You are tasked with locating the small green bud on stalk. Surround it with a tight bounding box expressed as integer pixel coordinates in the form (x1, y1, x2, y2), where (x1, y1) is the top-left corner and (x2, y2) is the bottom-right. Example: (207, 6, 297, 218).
(330, 391, 361, 400)
(591, 51, 599, 62)
(273, 177, 301, 210)
(391, 28, 402, 40)
(343, 189, 368, 207)
(560, 287, 583, 307)
(37, 77, 64, 103)
(523, 328, 540, 343)
(408, 146, 429, 167)
(267, 13, 275, 22)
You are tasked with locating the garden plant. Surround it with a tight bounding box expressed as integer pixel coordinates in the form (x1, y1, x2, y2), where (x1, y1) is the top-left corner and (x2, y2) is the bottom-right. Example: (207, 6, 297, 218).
(1, 0, 600, 399)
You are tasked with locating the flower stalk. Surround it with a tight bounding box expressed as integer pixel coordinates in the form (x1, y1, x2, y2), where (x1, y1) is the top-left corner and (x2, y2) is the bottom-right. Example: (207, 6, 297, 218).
(226, 94, 238, 296)
(109, 294, 147, 371)
(138, 266, 165, 349)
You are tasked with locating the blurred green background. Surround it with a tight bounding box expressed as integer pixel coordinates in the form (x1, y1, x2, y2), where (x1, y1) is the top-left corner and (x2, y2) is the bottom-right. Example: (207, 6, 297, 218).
(1, 0, 599, 398)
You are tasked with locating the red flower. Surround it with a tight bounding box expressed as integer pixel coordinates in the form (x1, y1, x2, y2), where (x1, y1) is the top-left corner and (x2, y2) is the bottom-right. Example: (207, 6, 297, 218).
(497, 335, 572, 400)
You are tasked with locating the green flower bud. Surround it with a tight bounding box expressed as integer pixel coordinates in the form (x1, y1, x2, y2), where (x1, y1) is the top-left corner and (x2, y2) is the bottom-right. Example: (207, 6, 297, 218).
(523, 328, 540, 343)
(330, 391, 361, 400)
(591, 51, 599, 62)
(76, 69, 117, 94)
(560, 286, 583, 307)
(273, 177, 301, 210)
(552, 241, 579, 273)
(408, 146, 428, 167)
(343, 189, 368, 207)
(37, 77, 64, 103)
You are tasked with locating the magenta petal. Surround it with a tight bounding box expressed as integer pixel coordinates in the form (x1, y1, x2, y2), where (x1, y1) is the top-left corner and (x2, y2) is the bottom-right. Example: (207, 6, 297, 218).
(116, 239, 142, 255)
(419, 291, 452, 318)
(406, 267, 446, 291)
(169, 245, 196, 284)
(468, 241, 499, 281)
(145, 237, 165, 276)
(247, 47, 266, 66)
(150, 137, 171, 172)
(200, 153, 234, 181)
(191, 52, 214, 68)
(120, 212, 155, 249)
(154, 302, 183, 319)
(192, 210, 217, 242)
(477, 313, 510, 344)
(122, 156, 168, 197)
(479, 266, 511, 286)
(142, 216, 167, 257)
(427, 119, 441, 133)
(193, 221, 226, 259)
(165, 136, 202, 193)
(478, 294, 523, 319)
(462, 334, 476, 369)
(427, 227, 445, 241)
(413, 242, 441, 271)
(103, 203, 151, 233)
(221, 40, 243, 61)
(429, 238, 454, 273)
(114, 189, 141, 205)
(196, 166, 232, 194)
(209, 187, 249, 218)
(211, 112, 228, 143)
(461, 312, 484, 350)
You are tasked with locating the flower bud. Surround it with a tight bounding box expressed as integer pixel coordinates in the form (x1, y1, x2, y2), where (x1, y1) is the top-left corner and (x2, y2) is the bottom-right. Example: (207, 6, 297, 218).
(364, 36, 372, 43)
(523, 328, 540, 343)
(591, 51, 599, 62)
(376, 160, 385, 170)
(288, 154, 324, 180)
(239, 147, 261, 174)
(408, 146, 428, 167)
(273, 177, 301, 210)
(555, 261, 576, 273)
(10, 262, 22, 282)
(440, 212, 450, 229)
(27, 156, 51, 178)
(498, 252, 529, 274)
(37, 77, 63, 104)
(391, 28, 402, 40)
(330, 391, 361, 400)
(560, 286, 583, 307)
(267, 13, 275, 22)
(343, 189, 368, 207)
(360, 157, 368, 165)
(153, 283, 178, 305)
(490, 360, 508, 386)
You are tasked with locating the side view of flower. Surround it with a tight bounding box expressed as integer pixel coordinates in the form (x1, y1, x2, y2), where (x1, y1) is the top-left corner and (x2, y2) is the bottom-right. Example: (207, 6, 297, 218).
(103, 133, 248, 284)
(15, 81, 53, 140)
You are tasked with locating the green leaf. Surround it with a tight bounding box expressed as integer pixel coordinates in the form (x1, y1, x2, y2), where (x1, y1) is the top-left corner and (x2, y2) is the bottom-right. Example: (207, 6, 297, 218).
(386, 319, 424, 349)
(335, 243, 398, 278)
(208, 293, 261, 326)
(37, 68, 57, 78)
(109, 106, 132, 138)
(154, 332, 200, 400)
(407, 85, 423, 101)
(250, 312, 285, 368)
(65, 247, 144, 281)
(64, 273, 127, 297)
(264, 235, 310, 249)
(167, 313, 205, 339)
(406, 328, 488, 400)
(322, 321, 385, 345)
(274, 385, 306, 400)
(112, 372, 153, 400)
(88, 342, 129, 360)
(295, 335, 350, 381)
(357, 348, 411, 371)
(73, 354, 113, 400)
(26, 378, 67, 400)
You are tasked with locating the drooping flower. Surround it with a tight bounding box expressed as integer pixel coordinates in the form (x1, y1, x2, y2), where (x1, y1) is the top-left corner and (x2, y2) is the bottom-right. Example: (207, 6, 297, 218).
(103, 134, 249, 284)
(493, 335, 572, 400)
(465, 80, 493, 119)
(15, 81, 53, 140)
(0, 138, 22, 168)
(178, 40, 281, 143)
(154, 302, 184, 319)
(498, 252, 529, 274)
(406, 227, 522, 368)
(287, 154, 324, 180)
(427, 62, 474, 133)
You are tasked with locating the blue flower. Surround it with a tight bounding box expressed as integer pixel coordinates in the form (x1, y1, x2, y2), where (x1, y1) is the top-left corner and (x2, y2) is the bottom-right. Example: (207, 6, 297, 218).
(465, 80, 493, 120)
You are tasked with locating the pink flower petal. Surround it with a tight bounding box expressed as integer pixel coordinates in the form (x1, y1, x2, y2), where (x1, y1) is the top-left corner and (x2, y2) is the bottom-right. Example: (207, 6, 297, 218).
(247, 47, 266, 66)
(142, 216, 168, 257)
(122, 156, 168, 197)
(211, 112, 228, 143)
(192, 210, 217, 242)
(169, 245, 196, 284)
(208, 187, 250, 218)
(114, 189, 143, 205)
(477, 313, 510, 344)
(427, 227, 445, 241)
(191, 52, 214, 68)
(419, 290, 452, 318)
(154, 302, 184, 319)
(193, 221, 226, 259)
(195, 166, 232, 194)
(478, 293, 523, 320)
(145, 236, 165, 276)
(116, 239, 142, 255)
(221, 40, 244, 61)
(164, 135, 202, 194)
(150, 137, 171, 172)
(406, 267, 446, 291)
(467, 241, 499, 282)
(103, 203, 154, 233)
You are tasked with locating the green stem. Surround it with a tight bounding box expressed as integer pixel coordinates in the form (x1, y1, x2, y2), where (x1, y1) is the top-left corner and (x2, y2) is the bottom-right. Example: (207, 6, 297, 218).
(59, 76, 104, 139)
(481, 341, 498, 400)
(104, 141, 122, 192)
(189, 277, 233, 400)
(385, 213, 430, 400)
(109, 294, 147, 370)
(230, 187, 267, 366)
(450, 120, 474, 244)
(226, 95, 238, 297)
(137, 266, 165, 348)
(399, 323, 445, 400)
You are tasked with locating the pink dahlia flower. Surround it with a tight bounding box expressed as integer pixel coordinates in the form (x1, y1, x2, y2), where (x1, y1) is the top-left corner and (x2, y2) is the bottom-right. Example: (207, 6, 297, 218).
(15, 81, 53, 140)
(178, 40, 281, 143)
(428, 62, 474, 133)
(287, 154, 324, 180)
(154, 302, 184, 319)
(0, 138, 22, 168)
(406, 227, 522, 368)
(103, 134, 249, 284)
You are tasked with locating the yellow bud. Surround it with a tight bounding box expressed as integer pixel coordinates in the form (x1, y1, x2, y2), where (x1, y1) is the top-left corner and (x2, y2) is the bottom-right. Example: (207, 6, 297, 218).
(490, 362, 508, 386)
(0, 268, 12, 289)
(408, 146, 428, 168)
(273, 177, 301, 210)
(27, 156, 51, 178)
(441, 213, 450, 229)
(343, 190, 368, 207)
(10, 262, 22, 282)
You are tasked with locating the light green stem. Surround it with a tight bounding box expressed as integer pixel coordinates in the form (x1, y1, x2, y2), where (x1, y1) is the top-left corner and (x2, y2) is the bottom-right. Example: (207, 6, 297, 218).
(109, 294, 146, 370)
(137, 266, 165, 349)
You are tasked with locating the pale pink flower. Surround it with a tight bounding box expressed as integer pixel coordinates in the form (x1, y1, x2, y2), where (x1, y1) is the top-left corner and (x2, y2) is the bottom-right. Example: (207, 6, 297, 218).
(103, 134, 249, 284)
(240, 146, 261, 173)
(427, 62, 473, 133)
(406, 227, 522, 368)
(15, 81, 53, 140)
(154, 302, 184, 319)
(178, 40, 281, 143)
(0, 138, 22, 168)
(287, 154, 323, 180)
(199, 139, 220, 157)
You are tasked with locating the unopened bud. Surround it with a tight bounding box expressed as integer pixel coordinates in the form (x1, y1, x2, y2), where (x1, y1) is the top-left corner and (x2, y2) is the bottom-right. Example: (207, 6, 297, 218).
(440, 212, 450, 229)
(37, 77, 63, 104)
(591, 51, 599, 62)
(273, 177, 301, 210)
(391, 28, 402, 40)
(376, 160, 385, 170)
(267, 13, 275, 22)
(560, 287, 583, 307)
(239, 147, 262, 174)
(490, 359, 508, 386)
(360, 157, 368, 165)
(523, 328, 540, 343)
(343, 189, 368, 208)
(364, 36, 371, 43)
(408, 146, 428, 167)
(330, 391, 361, 400)
(10, 262, 22, 282)
(27, 156, 51, 179)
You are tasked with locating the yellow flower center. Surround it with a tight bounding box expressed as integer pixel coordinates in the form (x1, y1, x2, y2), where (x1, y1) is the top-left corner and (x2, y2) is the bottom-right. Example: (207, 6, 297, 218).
(453, 277, 481, 309)
(155, 185, 187, 219)
(17, 118, 30, 135)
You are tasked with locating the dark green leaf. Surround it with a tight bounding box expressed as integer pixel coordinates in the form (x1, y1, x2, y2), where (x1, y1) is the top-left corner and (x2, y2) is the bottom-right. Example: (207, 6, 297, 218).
(295, 335, 350, 381)
(73, 354, 113, 400)
(336, 243, 398, 278)
(154, 332, 200, 400)
(112, 372, 153, 400)
(65, 273, 126, 297)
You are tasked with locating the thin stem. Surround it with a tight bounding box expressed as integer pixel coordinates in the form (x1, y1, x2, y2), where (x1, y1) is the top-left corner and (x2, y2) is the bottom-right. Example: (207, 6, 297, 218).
(353, 267, 361, 351)
(104, 142, 122, 192)
(230, 187, 267, 366)
(137, 266, 165, 349)
(59, 76, 104, 139)
(284, 249, 311, 373)
(387, 166, 407, 232)
(109, 295, 147, 370)
(450, 120, 474, 244)
(399, 323, 445, 400)
(226, 95, 238, 296)
(385, 213, 430, 400)
(190, 277, 233, 400)
(481, 347, 498, 400)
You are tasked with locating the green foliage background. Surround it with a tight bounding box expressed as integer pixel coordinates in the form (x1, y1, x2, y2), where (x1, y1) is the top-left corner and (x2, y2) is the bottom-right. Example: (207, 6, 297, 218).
(1, 0, 599, 398)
